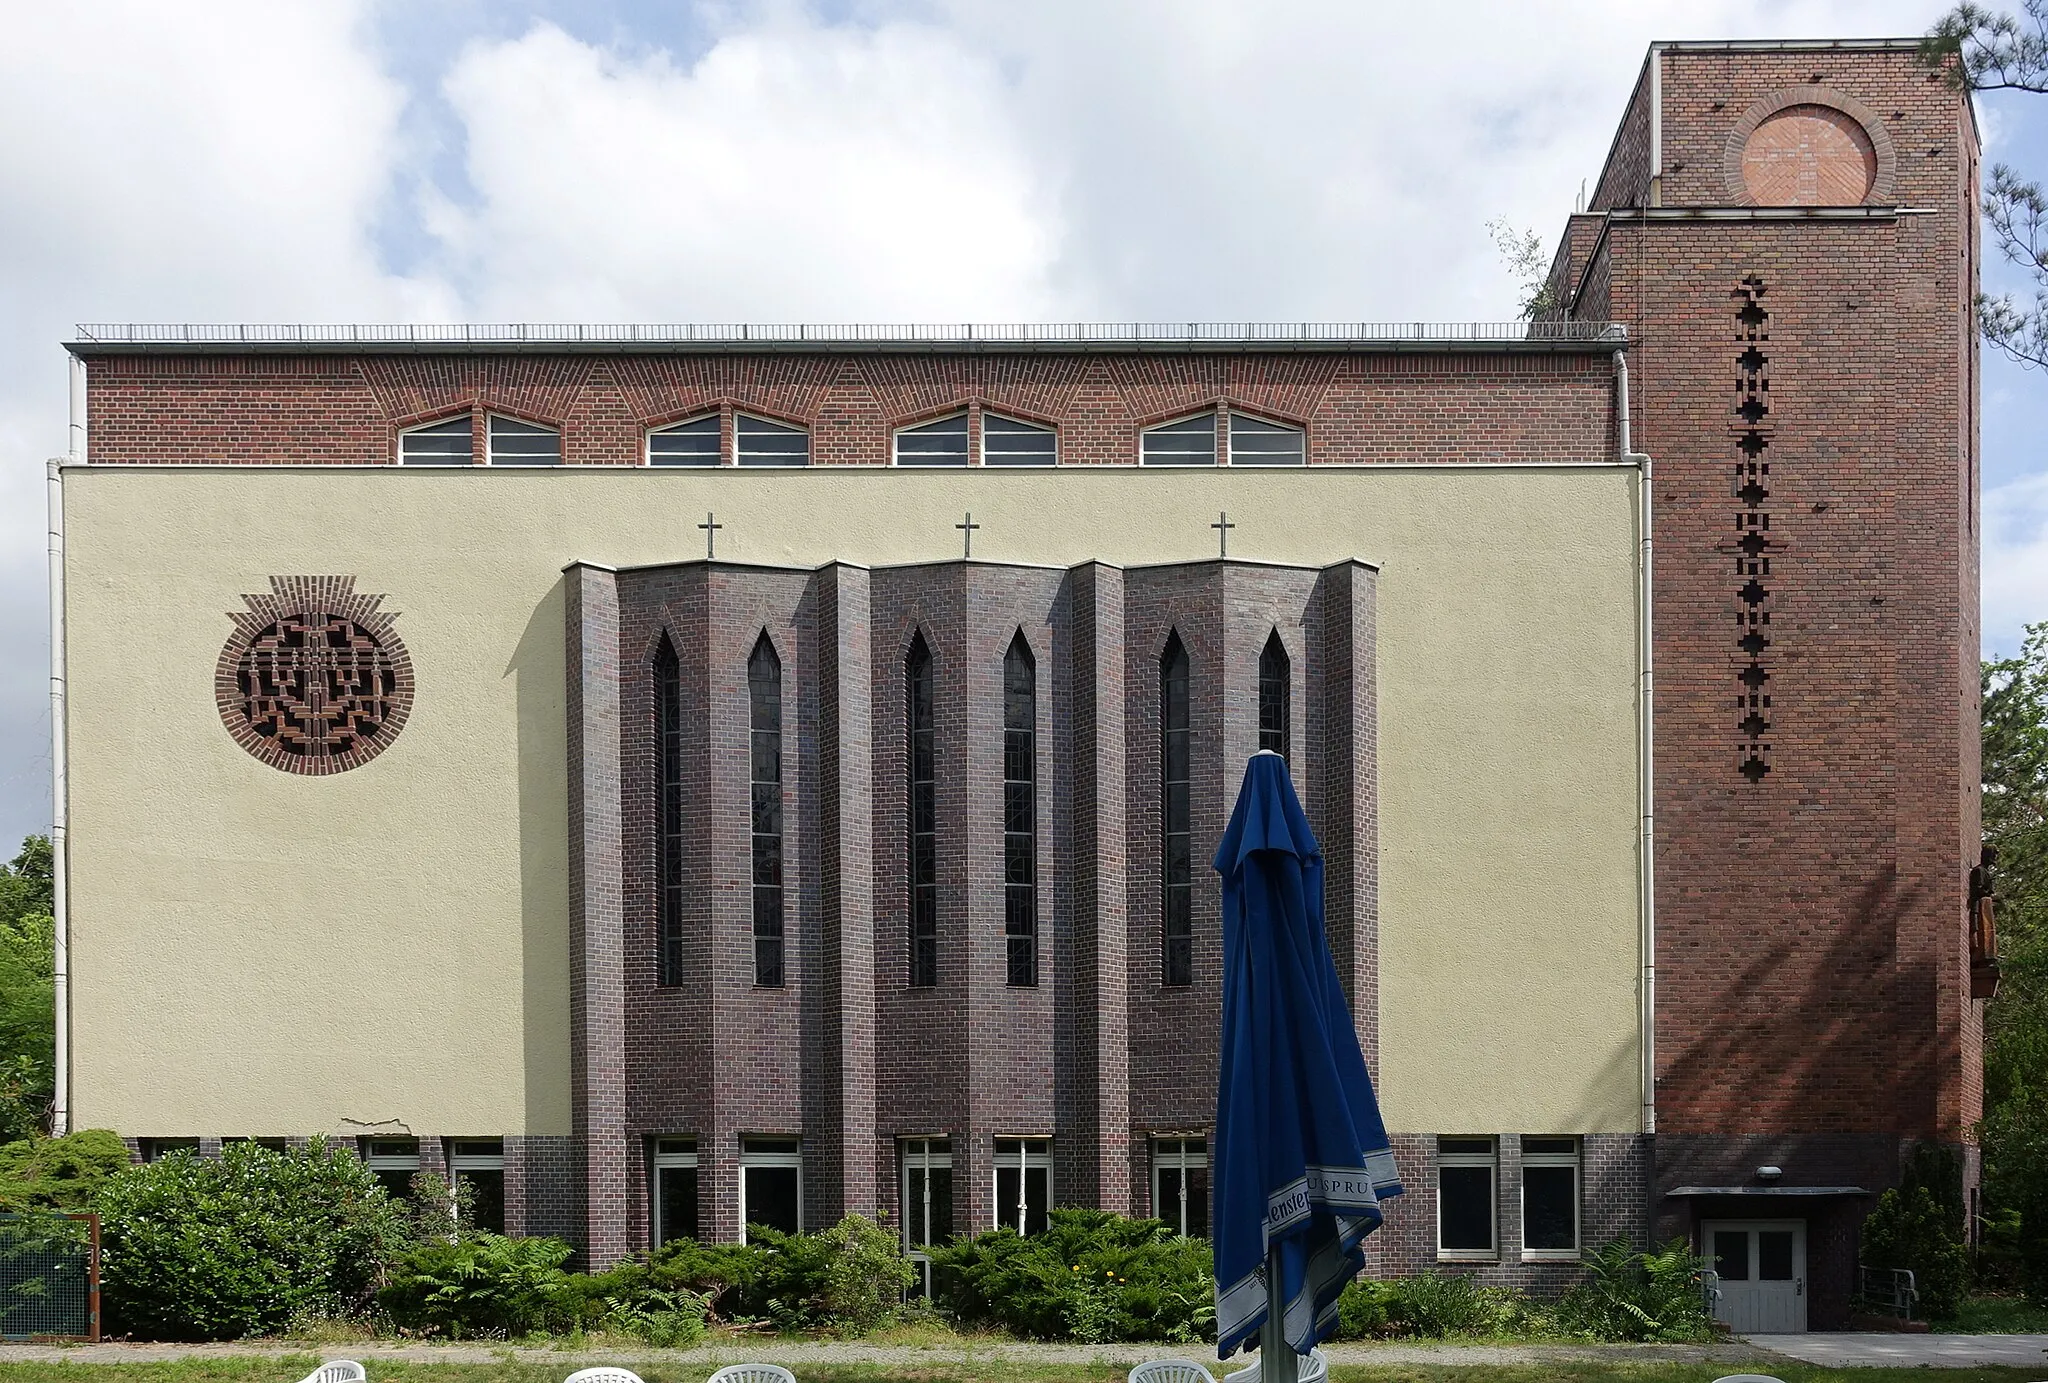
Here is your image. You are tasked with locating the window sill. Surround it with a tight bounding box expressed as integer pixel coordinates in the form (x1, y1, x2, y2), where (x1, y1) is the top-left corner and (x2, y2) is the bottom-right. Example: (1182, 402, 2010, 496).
(1522, 1250, 1582, 1262)
(1436, 1252, 1498, 1264)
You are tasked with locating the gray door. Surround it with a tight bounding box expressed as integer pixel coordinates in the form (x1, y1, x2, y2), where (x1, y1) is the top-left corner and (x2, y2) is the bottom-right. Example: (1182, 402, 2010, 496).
(1705, 1219, 1806, 1333)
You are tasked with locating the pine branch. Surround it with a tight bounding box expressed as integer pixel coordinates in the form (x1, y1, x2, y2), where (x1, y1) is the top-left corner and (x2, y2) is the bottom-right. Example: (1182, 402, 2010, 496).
(1926, 0, 2048, 93)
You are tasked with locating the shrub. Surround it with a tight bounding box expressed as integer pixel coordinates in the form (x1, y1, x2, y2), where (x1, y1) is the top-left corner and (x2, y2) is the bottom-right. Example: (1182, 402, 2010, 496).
(934, 1208, 1214, 1343)
(0, 1129, 132, 1210)
(98, 1138, 412, 1340)
(379, 1233, 579, 1338)
(647, 1235, 766, 1320)
(1554, 1237, 1714, 1342)
(1333, 1272, 1533, 1340)
(1863, 1184, 1971, 1320)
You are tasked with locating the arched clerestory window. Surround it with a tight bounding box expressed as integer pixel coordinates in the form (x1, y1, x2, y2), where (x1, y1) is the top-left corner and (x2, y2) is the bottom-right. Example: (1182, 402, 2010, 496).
(748, 633, 784, 987)
(655, 635, 685, 987)
(1259, 630, 1290, 761)
(907, 632, 938, 988)
(1003, 632, 1038, 987)
(1161, 631, 1192, 987)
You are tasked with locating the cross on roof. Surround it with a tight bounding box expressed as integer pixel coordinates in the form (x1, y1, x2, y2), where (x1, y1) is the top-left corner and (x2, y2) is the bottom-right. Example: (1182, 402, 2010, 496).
(957, 512, 980, 559)
(698, 512, 722, 560)
(1212, 511, 1235, 558)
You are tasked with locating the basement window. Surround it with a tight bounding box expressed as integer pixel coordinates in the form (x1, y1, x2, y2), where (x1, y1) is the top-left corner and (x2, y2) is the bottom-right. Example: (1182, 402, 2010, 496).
(1437, 1136, 1498, 1260)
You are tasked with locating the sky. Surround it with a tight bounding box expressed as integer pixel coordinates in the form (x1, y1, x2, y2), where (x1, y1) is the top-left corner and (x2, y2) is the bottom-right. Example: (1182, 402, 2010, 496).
(0, 0, 2043, 850)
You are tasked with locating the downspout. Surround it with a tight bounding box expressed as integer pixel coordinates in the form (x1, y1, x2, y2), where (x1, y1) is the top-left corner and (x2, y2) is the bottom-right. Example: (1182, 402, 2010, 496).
(50, 352, 82, 1136)
(1617, 351, 1655, 1138)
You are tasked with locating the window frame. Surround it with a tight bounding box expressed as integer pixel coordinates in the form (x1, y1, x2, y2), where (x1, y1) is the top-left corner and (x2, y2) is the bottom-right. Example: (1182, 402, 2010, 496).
(1160, 632, 1193, 986)
(738, 1136, 803, 1242)
(900, 1137, 954, 1295)
(992, 1137, 1052, 1236)
(1435, 1136, 1499, 1262)
(1003, 633, 1038, 987)
(981, 410, 1058, 467)
(1258, 630, 1291, 760)
(363, 1137, 421, 1201)
(749, 633, 785, 988)
(648, 413, 723, 467)
(892, 411, 971, 467)
(447, 1138, 506, 1235)
(735, 412, 810, 467)
(906, 632, 938, 988)
(655, 636, 685, 988)
(1227, 410, 1307, 466)
(398, 415, 474, 467)
(1140, 411, 1219, 467)
(140, 1138, 200, 1162)
(1519, 1136, 1582, 1261)
(651, 1137, 700, 1247)
(486, 413, 563, 466)
(1151, 1135, 1210, 1239)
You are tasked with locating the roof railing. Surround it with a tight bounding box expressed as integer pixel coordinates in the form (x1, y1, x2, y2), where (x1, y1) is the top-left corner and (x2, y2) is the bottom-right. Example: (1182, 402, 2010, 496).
(71, 320, 1627, 347)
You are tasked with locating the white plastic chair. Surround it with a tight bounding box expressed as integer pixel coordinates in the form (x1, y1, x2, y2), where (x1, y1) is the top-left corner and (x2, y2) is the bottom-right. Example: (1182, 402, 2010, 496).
(564, 1370, 646, 1383)
(1225, 1347, 1328, 1383)
(295, 1363, 366, 1383)
(705, 1367, 797, 1383)
(1709, 1377, 1787, 1383)
(1129, 1362, 1218, 1383)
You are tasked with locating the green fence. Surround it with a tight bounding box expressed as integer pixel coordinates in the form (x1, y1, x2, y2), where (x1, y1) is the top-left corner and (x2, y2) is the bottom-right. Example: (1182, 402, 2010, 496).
(0, 1213, 98, 1340)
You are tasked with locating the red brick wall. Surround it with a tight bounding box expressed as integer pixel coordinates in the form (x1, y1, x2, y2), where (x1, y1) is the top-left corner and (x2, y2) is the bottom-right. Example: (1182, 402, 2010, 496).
(82, 350, 1617, 468)
(1584, 45, 1981, 1149)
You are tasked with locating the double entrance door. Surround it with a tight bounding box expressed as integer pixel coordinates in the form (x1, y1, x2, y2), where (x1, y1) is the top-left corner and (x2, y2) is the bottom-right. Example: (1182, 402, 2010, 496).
(1705, 1219, 1806, 1333)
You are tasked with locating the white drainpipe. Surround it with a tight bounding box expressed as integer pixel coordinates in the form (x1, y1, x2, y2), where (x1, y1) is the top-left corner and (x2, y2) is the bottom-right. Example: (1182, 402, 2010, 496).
(1617, 352, 1655, 1137)
(49, 352, 82, 1136)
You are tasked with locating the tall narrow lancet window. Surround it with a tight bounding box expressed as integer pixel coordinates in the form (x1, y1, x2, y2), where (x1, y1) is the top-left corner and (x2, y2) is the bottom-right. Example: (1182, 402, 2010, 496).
(1259, 630, 1291, 760)
(1161, 632, 1193, 987)
(1003, 633, 1038, 987)
(907, 633, 938, 988)
(655, 636, 685, 987)
(749, 634, 785, 988)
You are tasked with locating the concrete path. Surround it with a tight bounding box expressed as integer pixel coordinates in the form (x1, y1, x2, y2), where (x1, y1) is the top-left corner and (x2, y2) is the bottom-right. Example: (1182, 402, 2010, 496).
(1745, 1331, 2048, 1368)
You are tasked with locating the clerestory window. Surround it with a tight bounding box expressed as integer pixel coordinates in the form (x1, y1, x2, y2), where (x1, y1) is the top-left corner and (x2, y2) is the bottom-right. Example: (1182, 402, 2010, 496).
(1259, 631, 1290, 760)
(488, 415, 561, 465)
(1161, 632, 1192, 986)
(737, 414, 809, 467)
(1228, 412, 1305, 465)
(649, 415, 720, 466)
(1142, 413, 1217, 466)
(399, 416, 473, 466)
(983, 412, 1056, 466)
(656, 636, 685, 987)
(895, 413, 969, 466)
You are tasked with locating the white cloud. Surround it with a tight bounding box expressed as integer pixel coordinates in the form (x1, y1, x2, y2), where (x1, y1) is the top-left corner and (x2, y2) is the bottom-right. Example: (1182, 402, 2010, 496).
(431, 19, 1065, 320)
(1986, 472, 2048, 652)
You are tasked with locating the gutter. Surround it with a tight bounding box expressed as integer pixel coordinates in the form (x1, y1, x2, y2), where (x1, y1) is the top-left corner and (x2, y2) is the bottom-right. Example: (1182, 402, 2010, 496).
(1616, 353, 1655, 1138)
(50, 355, 82, 1136)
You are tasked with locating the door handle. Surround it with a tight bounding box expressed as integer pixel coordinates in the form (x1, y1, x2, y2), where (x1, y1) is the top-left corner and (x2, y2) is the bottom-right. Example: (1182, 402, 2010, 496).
(1796, 1278, 1804, 1296)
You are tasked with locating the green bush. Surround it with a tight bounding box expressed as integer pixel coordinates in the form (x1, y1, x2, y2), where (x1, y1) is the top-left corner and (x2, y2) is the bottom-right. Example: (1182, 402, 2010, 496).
(98, 1138, 413, 1340)
(0, 1129, 132, 1210)
(1863, 1186, 1971, 1320)
(933, 1208, 1214, 1343)
(743, 1215, 915, 1335)
(1554, 1237, 1714, 1342)
(1332, 1272, 1534, 1340)
(378, 1233, 579, 1338)
(646, 1235, 766, 1321)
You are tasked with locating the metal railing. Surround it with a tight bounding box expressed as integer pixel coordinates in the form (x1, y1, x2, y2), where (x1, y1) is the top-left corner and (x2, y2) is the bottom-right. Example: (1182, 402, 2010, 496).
(73, 320, 1627, 347)
(1699, 1268, 1722, 1317)
(0, 1213, 99, 1341)
(1858, 1266, 1918, 1321)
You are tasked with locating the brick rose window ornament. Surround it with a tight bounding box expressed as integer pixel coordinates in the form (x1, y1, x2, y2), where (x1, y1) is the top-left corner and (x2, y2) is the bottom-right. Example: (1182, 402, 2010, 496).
(216, 576, 414, 774)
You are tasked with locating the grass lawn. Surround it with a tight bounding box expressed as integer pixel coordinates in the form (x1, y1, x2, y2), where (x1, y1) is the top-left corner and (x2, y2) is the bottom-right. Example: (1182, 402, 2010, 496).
(0, 1363, 2047, 1383)
(1936, 1294, 2048, 1334)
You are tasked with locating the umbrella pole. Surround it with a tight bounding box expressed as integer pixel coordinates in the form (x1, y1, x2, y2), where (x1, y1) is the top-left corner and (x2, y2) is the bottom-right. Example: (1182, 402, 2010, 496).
(1261, 1243, 1300, 1383)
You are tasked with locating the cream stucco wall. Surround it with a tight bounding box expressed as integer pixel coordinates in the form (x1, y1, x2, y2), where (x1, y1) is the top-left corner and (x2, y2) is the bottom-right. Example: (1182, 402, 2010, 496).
(62, 464, 1645, 1139)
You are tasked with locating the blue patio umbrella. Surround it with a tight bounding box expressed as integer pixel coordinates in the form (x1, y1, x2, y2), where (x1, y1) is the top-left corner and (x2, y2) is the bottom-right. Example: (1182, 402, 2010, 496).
(1212, 751, 1402, 1377)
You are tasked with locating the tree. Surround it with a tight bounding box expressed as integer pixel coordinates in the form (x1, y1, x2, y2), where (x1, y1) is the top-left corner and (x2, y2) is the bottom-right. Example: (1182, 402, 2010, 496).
(1980, 623, 2048, 1302)
(1927, 3, 2048, 367)
(1485, 220, 1559, 320)
(0, 838, 53, 1142)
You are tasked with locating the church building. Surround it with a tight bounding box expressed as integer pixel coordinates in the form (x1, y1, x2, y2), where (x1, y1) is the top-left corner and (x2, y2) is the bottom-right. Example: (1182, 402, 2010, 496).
(48, 38, 1981, 1332)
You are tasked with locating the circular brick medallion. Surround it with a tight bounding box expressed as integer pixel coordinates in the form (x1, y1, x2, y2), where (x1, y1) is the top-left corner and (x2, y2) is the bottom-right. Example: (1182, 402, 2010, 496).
(1741, 104, 1877, 205)
(216, 576, 413, 774)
